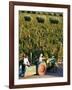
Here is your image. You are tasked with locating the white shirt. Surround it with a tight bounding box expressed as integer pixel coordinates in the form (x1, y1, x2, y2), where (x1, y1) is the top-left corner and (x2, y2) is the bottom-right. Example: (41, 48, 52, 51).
(23, 57, 30, 65)
(39, 56, 43, 62)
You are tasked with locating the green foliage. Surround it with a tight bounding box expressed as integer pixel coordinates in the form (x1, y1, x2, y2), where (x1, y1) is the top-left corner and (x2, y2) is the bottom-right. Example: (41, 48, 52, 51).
(19, 11, 63, 63)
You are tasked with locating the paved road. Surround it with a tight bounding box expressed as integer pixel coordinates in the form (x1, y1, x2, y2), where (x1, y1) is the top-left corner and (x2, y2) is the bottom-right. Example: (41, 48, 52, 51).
(23, 64, 63, 79)
(46, 64, 63, 77)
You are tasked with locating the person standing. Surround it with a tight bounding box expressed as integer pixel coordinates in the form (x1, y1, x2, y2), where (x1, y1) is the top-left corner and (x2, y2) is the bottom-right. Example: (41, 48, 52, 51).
(23, 53, 30, 76)
(39, 53, 45, 63)
(23, 54, 30, 66)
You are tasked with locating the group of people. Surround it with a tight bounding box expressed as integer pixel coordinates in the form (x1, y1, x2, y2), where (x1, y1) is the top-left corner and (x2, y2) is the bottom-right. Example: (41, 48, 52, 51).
(19, 53, 45, 77)
(23, 53, 45, 66)
(19, 52, 56, 77)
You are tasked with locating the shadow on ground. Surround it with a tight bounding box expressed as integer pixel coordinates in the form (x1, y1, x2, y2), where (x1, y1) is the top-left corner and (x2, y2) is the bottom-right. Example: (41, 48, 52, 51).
(46, 64, 63, 77)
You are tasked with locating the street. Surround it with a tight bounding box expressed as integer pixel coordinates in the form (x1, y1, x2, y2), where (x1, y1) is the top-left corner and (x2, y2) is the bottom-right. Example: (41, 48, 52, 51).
(23, 64, 63, 79)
